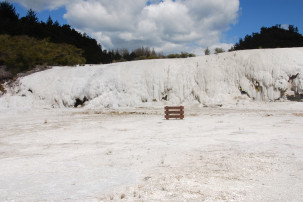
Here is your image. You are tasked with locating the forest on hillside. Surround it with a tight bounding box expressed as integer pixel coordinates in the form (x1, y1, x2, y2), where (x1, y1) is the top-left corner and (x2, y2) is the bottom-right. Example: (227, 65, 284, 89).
(0, 2, 195, 66)
(1, 1, 303, 78)
(0, 2, 104, 64)
(0, 35, 86, 75)
(232, 24, 303, 50)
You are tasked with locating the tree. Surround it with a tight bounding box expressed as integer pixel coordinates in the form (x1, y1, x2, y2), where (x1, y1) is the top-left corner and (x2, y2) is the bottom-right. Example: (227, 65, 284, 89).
(0, 1, 18, 22)
(214, 48, 225, 54)
(180, 52, 189, 58)
(204, 47, 210, 55)
(151, 48, 156, 58)
(113, 49, 122, 61)
(0, 3, 107, 64)
(0, 1, 19, 35)
(232, 25, 303, 50)
(46, 16, 53, 26)
(53, 20, 60, 27)
(21, 9, 38, 24)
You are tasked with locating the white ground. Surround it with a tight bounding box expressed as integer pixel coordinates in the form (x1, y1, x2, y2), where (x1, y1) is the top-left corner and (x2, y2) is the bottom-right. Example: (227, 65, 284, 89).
(1, 102, 303, 201)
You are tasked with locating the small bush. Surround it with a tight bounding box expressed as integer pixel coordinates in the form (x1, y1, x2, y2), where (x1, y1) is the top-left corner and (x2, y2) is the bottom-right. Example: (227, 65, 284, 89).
(167, 52, 195, 58)
(167, 54, 179, 58)
(204, 47, 210, 55)
(180, 52, 189, 58)
(214, 47, 225, 54)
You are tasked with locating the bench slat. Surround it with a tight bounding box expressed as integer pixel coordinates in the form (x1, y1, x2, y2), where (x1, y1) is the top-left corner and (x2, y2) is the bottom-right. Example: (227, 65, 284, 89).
(164, 106, 184, 110)
(165, 115, 184, 119)
(165, 111, 184, 114)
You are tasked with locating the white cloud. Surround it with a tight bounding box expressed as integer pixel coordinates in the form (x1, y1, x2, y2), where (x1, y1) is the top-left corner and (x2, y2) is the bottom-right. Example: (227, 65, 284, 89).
(9, 0, 240, 54)
(281, 24, 289, 30)
(8, 0, 74, 11)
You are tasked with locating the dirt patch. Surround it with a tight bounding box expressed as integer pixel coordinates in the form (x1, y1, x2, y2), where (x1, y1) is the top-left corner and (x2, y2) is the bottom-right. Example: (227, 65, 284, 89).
(0, 83, 5, 94)
(293, 113, 303, 117)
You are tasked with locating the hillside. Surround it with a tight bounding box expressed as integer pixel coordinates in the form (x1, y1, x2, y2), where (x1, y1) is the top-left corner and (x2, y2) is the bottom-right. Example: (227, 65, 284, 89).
(1, 48, 303, 109)
(0, 2, 104, 64)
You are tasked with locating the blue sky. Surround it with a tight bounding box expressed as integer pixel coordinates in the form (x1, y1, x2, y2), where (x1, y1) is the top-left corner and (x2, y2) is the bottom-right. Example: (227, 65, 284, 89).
(226, 0, 303, 44)
(5, 0, 303, 54)
(13, 3, 68, 25)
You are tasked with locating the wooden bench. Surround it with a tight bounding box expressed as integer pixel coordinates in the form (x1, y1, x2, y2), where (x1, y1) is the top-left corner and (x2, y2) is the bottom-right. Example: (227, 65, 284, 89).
(164, 106, 184, 120)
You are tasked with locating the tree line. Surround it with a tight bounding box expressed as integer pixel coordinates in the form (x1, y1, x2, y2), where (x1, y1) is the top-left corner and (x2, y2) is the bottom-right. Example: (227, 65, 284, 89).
(204, 25, 303, 54)
(0, 1, 104, 64)
(0, 1, 195, 71)
(231, 24, 303, 50)
(105, 47, 195, 63)
(3, 1, 302, 75)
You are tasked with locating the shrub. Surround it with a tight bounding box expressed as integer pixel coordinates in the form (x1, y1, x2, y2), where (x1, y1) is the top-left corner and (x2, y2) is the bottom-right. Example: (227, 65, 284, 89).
(167, 52, 195, 58)
(180, 52, 189, 58)
(167, 54, 179, 58)
(214, 48, 225, 54)
(204, 47, 210, 55)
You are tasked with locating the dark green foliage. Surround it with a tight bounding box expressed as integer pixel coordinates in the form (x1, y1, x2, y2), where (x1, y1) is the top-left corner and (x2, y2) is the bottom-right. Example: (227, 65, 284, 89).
(0, 1, 197, 66)
(0, 35, 86, 75)
(167, 54, 177, 58)
(0, 2, 105, 64)
(232, 25, 303, 50)
(214, 48, 225, 54)
(0, 1, 18, 21)
(167, 52, 195, 58)
(204, 47, 210, 55)
(21, 9, 38, 24)
(46, 16, 53, 26)
(0, 1, 19, 35)
(107, 47, 184, 62)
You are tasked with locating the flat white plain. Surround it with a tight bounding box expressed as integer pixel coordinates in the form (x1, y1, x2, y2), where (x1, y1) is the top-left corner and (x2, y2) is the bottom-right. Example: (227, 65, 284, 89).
(1, 103, 303, 201)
